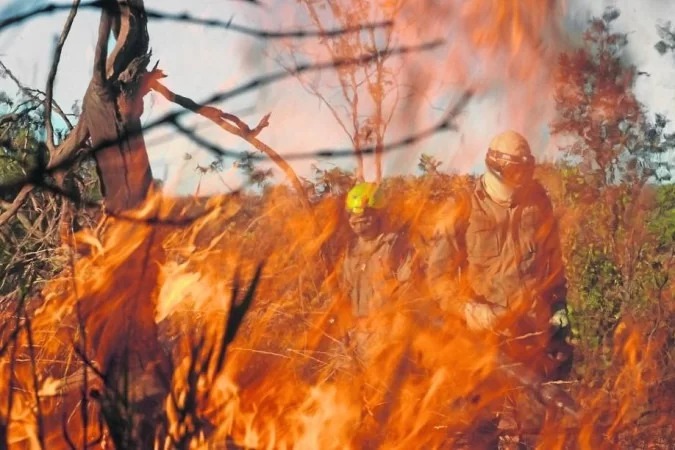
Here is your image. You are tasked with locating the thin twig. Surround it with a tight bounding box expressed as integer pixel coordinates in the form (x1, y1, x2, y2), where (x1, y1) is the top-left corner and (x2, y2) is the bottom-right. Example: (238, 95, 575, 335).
(0, 61, 74, 130)
(162, 88, 472, 162)
(151, 79, 308, 204)
(0, 39, 444, 197)
(0, 1, 391, 39)
(44, 0, 82, 153)
(0, 184, 34, 227)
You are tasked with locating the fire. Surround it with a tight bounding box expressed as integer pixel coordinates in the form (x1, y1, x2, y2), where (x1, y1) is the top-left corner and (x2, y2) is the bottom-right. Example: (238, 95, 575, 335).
(0, 182, 668, 448)
(0, 1, 671, 449)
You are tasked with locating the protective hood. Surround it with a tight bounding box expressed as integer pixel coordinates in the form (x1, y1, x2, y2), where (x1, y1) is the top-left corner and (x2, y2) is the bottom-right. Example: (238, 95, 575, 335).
(483, 170, 517, 206)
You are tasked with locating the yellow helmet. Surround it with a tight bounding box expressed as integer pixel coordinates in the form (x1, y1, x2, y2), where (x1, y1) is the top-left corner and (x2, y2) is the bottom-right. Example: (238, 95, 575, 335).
(345, 182, 385, 214)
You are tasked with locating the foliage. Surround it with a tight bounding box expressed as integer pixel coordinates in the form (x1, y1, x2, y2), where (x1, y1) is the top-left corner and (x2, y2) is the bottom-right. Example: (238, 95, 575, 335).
(0, 96, 47, 193)
(551, 8, 675, 187)
(417, 153, 442, 175)
(649, 183, 675, 249)
(235, 152, 274, 189)
(654, 21, 675, 55)
(549, 12, 674, 405)
(306, 163, 356, 199)
(0, 92, 101, 302)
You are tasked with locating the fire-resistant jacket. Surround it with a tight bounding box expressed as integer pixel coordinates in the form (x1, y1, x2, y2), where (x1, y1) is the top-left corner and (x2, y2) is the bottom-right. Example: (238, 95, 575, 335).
(341, 230, 414, 318)
(427, 176, 567, 331)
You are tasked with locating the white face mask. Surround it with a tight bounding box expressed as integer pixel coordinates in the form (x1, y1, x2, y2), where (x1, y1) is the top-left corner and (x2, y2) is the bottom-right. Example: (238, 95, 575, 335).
(483, 170, 517, 206)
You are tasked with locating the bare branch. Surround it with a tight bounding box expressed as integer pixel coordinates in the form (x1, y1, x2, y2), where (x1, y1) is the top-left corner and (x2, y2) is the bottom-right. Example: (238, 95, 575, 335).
(364, 23, 395, 183)
(145, 8, 391, 40)
(0, 1, 391, 39)
(150, 78, 309, 206)
(0, 87, 468, 204)
(303, 0, 365, 180)
(46, 119, 89, 170)
(45, 0, 82, 152)
(0, 184, 34, 227)
(0, 39, 444, 195)
(106, 0, 149, 81)
(92, 1, 113, 86)
(0, 60, 74, 129)
(0, 109, 38, 126)
(0, 60, 40, 98)
(297, 0, 407, 183)
(277, 54, 355, 147)
(169, 89, 473, 162)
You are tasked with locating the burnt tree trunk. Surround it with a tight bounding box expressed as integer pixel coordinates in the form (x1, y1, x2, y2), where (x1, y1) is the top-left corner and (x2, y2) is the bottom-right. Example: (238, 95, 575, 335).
(86, 0, 153, 213)
(49, 0, 153, 214)
(47, 2, 167, 445)
(83, 0, 162, 360)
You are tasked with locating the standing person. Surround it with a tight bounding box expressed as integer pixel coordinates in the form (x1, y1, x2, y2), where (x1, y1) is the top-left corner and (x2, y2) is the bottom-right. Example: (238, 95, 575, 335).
(339, 181, 416, 365)
(427, 130, 572, 448)
(342, 182, 413, 317)
(326, 181, 421, 446)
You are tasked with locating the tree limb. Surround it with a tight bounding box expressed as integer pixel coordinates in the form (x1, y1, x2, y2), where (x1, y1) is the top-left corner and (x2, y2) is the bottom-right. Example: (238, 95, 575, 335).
(0, 111, 34, 127)
(302, 0, 365, 180)
(0, 1, 391, 39)
(92, 1, 113, 87)
(106, 0, 148, 81)
(0, 60, 74, 130)
(46, 120, 89, 170)
(45, 0, 81, 153)
(170, 89, 474, 162)
(149, 78, 310, 209)
(1, 85, 469, 206)
(0, 184, 33, 227)
(0, 39, 444, 195)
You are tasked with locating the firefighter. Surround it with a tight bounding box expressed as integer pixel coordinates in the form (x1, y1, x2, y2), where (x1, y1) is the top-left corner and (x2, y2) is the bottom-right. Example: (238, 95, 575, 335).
(427, 130, 572, 447)
(336, 181, 419, 442)
(341, 182, 414, 318)
(336, 182, 417, 363)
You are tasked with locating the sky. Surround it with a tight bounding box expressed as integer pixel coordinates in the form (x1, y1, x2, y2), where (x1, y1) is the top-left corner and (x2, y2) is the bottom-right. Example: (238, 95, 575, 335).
(0, 0, 673, 195)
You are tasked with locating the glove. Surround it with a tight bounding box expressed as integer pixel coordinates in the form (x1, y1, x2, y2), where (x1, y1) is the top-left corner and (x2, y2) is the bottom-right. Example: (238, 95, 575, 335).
(549, 304, 570, 331)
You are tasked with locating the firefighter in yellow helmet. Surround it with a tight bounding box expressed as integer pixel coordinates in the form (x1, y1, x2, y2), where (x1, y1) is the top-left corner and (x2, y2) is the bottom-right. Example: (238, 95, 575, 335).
(333, 181, 419, 437)
(342, 182, 415, 318)
(428, 131, 572, 447)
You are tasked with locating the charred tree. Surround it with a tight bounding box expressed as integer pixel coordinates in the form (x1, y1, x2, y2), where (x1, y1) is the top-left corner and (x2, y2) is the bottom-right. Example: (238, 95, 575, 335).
(46, 2, 166, 445)
(49, 0, 153, 214)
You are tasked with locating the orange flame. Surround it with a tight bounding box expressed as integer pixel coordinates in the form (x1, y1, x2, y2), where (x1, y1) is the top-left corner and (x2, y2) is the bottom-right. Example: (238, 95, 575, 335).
(0, 1, 670, 449)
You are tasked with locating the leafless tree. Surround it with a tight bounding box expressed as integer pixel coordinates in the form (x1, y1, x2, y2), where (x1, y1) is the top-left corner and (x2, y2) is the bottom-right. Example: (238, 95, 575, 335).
(280, 0, 408, 182)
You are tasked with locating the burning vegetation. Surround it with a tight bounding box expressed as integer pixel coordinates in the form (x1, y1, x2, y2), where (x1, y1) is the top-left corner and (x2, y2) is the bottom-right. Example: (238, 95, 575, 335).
(0, 1, 673, 449)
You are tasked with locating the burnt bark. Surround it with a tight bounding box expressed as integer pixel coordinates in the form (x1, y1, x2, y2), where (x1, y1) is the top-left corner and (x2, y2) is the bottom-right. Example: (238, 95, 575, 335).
(50, 3, 165, 444)
(49, 0, 153, 214)
(86, 0, 153, 213)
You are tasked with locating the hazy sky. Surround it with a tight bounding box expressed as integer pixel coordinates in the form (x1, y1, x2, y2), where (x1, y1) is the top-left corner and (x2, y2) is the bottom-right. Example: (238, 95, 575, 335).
(0, 0, 673, 194)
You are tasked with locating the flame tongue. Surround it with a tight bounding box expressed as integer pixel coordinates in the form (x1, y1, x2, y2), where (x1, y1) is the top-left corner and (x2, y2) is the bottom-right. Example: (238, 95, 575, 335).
(0, 182, 664, 449)
(1, 1, 670, 448)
